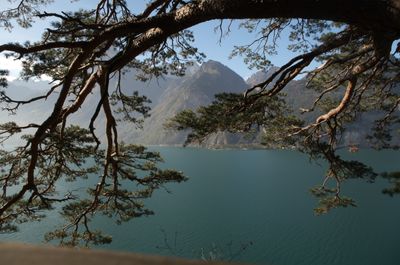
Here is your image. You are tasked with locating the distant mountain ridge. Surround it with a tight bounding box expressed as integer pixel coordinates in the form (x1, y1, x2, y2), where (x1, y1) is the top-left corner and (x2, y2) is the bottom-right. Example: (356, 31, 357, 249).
(2, 60, 398, 148)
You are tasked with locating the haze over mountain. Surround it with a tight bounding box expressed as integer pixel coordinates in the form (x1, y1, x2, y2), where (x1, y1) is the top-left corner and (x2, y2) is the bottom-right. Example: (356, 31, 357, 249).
(2, 60, 397, 148)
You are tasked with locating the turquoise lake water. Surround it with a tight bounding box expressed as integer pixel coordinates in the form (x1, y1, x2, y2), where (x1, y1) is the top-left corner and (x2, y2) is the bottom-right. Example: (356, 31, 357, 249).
(1, 148, 400, 265)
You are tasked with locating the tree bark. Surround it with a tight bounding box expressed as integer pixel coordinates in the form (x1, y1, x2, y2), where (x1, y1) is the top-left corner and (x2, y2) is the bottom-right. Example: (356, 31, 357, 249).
(205, 0, 400, 34)
(108, 0, 400, 72)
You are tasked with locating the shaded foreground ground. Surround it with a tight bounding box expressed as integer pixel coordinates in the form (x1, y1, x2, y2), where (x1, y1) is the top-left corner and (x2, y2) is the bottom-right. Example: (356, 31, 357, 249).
(0, 243, 238, 265)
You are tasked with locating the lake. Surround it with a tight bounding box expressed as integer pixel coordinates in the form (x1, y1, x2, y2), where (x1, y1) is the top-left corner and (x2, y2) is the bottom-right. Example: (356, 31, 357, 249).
(1, 147, 400, 265)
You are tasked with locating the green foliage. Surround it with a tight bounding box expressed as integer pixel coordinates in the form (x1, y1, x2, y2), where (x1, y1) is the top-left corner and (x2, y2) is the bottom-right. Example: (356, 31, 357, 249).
(42, 142, 186, 246)
(381, 171, 400, 196)
(0, 0, 399, 247)
(0, 0, 54, 30)
(20, 47, 74, 81)
(288, 20, 343, 52)
(167, 92, 303, 146)
(45, 228, 113, 247)
(133, 30, 206, 81)
(110, 90, 151, 126)
(0, 125, 97, 231)
(312, 194, 356, 215)
(0, 69, 8, 88)
(0, 124, 186, 246)
(308, 156, 376, 215)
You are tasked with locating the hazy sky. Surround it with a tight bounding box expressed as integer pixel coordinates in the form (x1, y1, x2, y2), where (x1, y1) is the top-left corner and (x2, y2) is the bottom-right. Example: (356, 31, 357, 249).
(1, 0, 303, 80)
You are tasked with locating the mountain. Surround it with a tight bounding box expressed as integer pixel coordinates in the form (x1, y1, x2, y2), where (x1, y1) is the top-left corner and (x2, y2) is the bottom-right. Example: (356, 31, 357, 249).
(1, 61, 398, 148)
(246, 66, 280, 87)
(246, 68, 400, 148)
(0, 70, 175, 145)
(118, 60, 252, 146)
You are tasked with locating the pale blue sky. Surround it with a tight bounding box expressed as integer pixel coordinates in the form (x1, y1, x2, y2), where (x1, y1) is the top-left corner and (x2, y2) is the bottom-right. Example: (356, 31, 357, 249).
(1, 0, 304, 80)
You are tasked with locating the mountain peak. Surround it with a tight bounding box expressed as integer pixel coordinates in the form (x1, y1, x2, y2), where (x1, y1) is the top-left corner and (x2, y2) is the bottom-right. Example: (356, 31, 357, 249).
(246, 66, 280, 86)
(201, 59, 224, 68)
(181, 59, 247, 95)
(199, 60, 234, 75)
